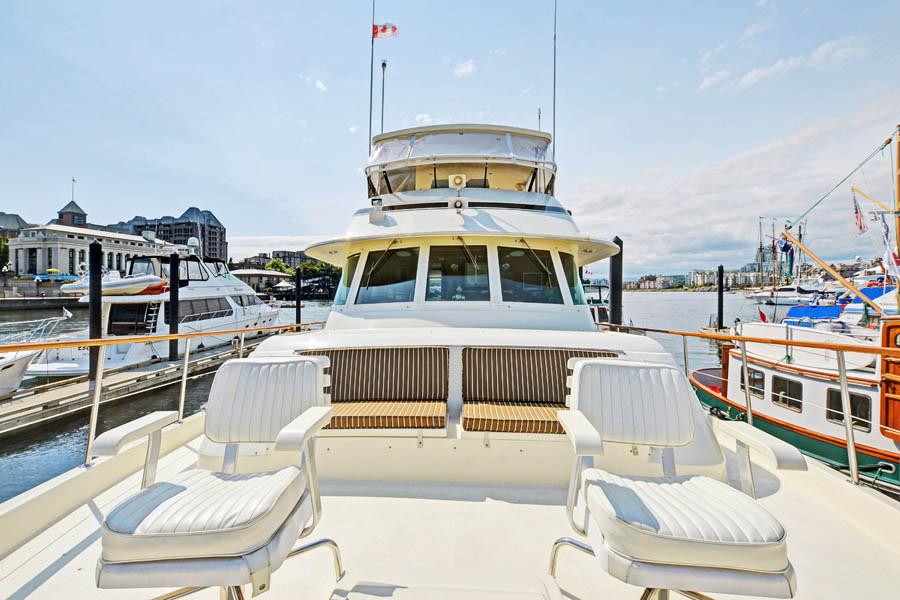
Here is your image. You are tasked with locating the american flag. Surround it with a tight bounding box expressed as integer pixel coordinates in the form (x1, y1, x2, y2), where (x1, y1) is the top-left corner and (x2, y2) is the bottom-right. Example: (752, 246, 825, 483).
(373, 23, 398, 39)
(851, 193, 868, 236)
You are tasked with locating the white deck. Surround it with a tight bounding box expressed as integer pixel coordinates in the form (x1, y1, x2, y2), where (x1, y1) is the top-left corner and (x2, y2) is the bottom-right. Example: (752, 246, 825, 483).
(1, 428, 899, 600)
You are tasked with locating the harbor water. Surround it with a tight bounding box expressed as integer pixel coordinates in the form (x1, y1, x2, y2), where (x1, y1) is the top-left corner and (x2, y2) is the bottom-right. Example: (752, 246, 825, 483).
(0, 292, 761, 502)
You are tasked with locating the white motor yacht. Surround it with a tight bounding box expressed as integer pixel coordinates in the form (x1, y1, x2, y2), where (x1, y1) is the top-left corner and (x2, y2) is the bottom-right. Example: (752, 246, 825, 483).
(26, 243, 279, 377)
(0, 125, 898, 600)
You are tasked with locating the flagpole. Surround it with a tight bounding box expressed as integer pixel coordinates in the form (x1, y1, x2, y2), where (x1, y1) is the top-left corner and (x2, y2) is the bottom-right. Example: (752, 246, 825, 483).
(551, 0, 557, 161)
(367, 0, 375, 156)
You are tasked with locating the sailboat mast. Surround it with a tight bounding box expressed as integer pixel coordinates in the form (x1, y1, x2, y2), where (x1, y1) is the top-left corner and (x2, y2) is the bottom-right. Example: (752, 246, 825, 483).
(895, 126, 900, 261)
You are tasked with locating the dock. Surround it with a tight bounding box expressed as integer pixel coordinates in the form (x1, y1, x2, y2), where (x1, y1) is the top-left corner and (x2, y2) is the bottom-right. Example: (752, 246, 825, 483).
(0, 297, 85, 311)
(0, 339, 266, 437)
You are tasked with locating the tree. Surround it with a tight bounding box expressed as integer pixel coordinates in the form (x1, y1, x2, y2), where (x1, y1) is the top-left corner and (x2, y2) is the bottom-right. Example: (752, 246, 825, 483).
(0, 238, 7, 267)
(264, 258, 294, 276)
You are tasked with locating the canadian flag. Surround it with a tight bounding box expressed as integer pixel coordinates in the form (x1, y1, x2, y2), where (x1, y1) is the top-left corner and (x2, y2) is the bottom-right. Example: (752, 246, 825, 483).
(373, 23, 398, 38)
(758, 307, 768, 323)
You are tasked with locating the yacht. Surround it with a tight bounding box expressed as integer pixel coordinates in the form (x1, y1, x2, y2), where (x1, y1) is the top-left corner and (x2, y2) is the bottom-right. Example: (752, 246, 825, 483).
(0, 125, 898, 600)
(0, 312, 70, 396)
(26, 241, 278, 377)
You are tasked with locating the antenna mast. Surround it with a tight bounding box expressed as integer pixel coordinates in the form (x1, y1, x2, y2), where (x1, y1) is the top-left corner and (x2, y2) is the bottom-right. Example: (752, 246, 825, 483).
(551, 0, 557, 160)
(367, 0, 376, 155)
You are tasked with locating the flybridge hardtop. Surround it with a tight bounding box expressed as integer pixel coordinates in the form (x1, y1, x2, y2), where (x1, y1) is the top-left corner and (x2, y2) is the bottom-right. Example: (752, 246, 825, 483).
(306, 124, 617, 267)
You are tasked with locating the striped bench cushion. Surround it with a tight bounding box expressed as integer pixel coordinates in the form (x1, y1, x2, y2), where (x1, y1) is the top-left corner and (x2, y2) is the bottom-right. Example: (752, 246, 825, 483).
(298, 347, 449, 429)
(327, 401, 446, 430)
(462, 401, 564, 434)
(461, 347, 618, 434)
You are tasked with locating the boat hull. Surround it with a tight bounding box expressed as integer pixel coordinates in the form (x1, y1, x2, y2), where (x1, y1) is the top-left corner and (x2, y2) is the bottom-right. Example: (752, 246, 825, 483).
(0, 351, 38, 396)
(690, 373, 900, 489)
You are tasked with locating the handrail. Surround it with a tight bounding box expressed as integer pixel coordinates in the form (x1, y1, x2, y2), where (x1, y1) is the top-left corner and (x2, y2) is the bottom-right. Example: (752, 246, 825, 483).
(0, 321, 326, 354)
(600, 322, 896, 358)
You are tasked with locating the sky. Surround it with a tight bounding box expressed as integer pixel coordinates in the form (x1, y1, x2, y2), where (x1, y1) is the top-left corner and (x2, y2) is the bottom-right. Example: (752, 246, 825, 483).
(2, 1, 899, 276)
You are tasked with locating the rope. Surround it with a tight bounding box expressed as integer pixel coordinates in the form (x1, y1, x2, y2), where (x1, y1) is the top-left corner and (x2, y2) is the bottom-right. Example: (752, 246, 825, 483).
(788, 138, 892, 228)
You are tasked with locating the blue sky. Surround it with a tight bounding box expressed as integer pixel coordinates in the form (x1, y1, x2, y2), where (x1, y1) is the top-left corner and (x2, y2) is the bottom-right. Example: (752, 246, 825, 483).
(2, 1, 899, 275)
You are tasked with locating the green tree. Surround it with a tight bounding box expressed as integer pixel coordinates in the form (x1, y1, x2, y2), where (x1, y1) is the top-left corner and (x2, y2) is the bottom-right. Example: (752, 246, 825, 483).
(0, 238, 8, 267)
(265, 258, 294, 276)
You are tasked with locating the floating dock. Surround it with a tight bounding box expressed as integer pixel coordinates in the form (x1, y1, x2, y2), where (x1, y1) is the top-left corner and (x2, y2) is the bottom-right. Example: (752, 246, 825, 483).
(0, 340, 265, 437)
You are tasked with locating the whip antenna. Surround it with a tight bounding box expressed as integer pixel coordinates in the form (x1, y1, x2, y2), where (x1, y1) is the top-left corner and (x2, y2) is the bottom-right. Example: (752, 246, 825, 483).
(552, 0, 557, 160)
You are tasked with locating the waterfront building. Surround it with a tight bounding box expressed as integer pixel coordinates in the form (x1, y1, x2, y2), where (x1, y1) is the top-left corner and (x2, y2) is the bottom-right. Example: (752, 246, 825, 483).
(234, 253, 271, 269)
(271, 250, 308, 269)
(230, 268, 291, 292)
(108, 207, 227, 261)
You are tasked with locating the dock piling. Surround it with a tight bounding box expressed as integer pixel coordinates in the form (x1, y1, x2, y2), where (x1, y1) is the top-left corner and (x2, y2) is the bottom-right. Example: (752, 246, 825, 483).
(168, 253, 180, 361)
(717, 264, 724, 331)
(88, 242, 102, 381)
(610, 237, 623, 326)
(295, 269, 302, 326)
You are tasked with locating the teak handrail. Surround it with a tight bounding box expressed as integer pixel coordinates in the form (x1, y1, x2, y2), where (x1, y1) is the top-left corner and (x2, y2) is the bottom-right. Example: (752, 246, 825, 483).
(0, 321, 325, 354)
(601, 322, 900, 358)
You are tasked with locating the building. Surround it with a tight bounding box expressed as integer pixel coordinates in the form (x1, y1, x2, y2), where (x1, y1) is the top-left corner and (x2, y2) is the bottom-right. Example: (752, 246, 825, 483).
(108, 207, 227, 261)
(1, 212, 31, 268)
(9, 224, 174, 276)
(271, 250, 308, 269)
(231, 268, 292, 292)
(234, 253, 271, 269)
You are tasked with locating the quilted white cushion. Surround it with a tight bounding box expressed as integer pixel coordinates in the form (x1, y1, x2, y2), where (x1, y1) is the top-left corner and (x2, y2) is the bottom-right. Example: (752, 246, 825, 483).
(568, 360, 695, 447)
(102, 466, 306, 563)
(584, 469, 788, 573)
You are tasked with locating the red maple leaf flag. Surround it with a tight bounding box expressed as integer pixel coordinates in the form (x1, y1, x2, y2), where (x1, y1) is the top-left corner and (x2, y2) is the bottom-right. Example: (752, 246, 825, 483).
(373, 23, 398, 39)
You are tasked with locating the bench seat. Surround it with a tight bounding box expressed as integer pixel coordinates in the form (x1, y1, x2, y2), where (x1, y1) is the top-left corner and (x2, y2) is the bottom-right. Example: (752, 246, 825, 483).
(327, 400, 446, 430)
(461, 401, 565, 434)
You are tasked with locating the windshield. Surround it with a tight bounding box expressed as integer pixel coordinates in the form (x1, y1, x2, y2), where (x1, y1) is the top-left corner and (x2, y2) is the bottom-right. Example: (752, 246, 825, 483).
(333, 254, 359, 306)
(497, 246, 563, 304)
(560, 252, 587, 305)
(426, 245, 489, 301)
(356, 247, 419, 304)
(367, 163, 548, 197)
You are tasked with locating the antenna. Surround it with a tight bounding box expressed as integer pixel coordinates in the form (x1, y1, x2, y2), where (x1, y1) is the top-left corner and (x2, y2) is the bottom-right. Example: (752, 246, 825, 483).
(367, 0, 376, 155)
(380, 59, 387, 134)
(552, 0, 557, 160)
(537, 107, 541, 131)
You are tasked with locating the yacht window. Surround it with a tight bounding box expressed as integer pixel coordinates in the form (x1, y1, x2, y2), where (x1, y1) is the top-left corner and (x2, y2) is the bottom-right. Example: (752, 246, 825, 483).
(739, 367, 765, 398)
(107, 303, 152, 335)
(426, 245, 489, 302)
(184, 260, 208, 281)
(129, 257, 157, 277)
(333, 254, 360, 306)
(559, 252, 587, 305)
(356, 247, 419, 304)
(771, 376, 802, 412)
(498, 246, 563, 304)
(163, 298, 233, 324)
(825, 389, 872, 432)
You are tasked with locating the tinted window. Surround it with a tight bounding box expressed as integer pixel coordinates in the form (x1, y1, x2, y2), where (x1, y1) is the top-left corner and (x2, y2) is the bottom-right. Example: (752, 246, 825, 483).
(498, 246, 563, 304)
(356, 248, 419, 304)
(826, 389, 872, 432)
(772, 376, 802, 412)
(334, 254, 360, 306)
(107, 303, 152, 335)
(740, 368, 765, 398)
(426, 245, 489, 301)
(559, 252, 586, 305)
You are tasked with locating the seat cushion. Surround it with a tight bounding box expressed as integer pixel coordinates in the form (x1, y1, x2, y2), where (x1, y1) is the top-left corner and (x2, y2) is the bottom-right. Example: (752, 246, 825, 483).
(327, 400, 445, 429)
(461, 401, 565, 434)
(584, 469, 788, 573)
(102, 466, 306, 563)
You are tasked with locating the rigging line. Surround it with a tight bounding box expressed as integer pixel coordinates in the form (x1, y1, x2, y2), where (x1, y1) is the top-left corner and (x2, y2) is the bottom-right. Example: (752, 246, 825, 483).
(788, 138, 892, 228)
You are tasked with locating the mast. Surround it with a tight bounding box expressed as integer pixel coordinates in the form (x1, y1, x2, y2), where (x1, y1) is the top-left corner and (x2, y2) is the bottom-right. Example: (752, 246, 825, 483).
(771, 219, 776, 291)
(757, 218, 763, 287)
(895, 125, 900, 262)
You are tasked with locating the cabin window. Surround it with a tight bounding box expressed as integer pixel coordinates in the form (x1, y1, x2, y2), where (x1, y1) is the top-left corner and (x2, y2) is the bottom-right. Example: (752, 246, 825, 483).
(559, 252, 587, 305)
(356, 247, 419, 304)
(231, 294, 263, 307)
(740, 367, 765, 398)
(771, 376, 802, 412)
(425, 245, 489, 301)
(825, 389, 872, 432)
(497, 246, 563, 304)
(333, 254, 360, 306)
(107, 303, 152, 335)
(163, 298, 234, 324)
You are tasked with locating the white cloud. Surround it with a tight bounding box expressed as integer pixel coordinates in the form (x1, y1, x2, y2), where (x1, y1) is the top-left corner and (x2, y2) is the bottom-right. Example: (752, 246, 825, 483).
(738, 36, 865, 89)
(698, 70, 730, 91)
(698, 43, 726, 70)
(414, 113, 433, 124)
(300, 75, 328, 93)
(348, 126, 358, 134)
(656, 81, 682, 94)
(257, 40, 273, 50)
(564, 93, 900, 274)
(453, 59, 475, 78)
(314, 80, 327, 93)
(743, 22, 769, 38)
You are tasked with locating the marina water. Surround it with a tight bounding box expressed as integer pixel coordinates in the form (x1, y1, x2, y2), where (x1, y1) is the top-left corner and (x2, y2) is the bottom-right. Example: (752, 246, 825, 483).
(0, 292, 763, 502)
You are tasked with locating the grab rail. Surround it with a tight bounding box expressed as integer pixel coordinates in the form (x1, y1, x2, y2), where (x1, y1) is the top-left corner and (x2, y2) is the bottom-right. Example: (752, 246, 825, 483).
(599, 321, 883, 486)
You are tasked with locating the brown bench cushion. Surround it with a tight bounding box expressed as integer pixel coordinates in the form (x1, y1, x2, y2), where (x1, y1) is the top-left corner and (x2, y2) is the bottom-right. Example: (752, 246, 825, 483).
(462, 401, 564, 434)
(326, 401, 446, 430)
(461, 347, 617, 434)
(298, 347, 449, 429)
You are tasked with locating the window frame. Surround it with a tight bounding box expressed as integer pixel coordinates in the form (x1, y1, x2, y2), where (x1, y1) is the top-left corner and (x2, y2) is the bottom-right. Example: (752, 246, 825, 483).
(423, 244, 492, 303)
(739, 367, 766, 399)
(771, 375, 803, 412)
(496, 244, 565, 305)
(354, 246, 421, 305)
(825, 388, 872, 432)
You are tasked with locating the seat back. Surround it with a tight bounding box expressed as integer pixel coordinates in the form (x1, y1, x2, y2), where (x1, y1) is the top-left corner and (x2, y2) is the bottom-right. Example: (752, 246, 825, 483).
(463, 347, 618, 404)
(567, 359, 695, 447)
(298, 347, 448, 402)
(205, 356, 330, 444)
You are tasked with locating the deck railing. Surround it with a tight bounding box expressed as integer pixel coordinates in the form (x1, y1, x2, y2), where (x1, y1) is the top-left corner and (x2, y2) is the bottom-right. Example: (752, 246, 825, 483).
(598, 321, 900, 486)
(0, 321, 324, 467)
